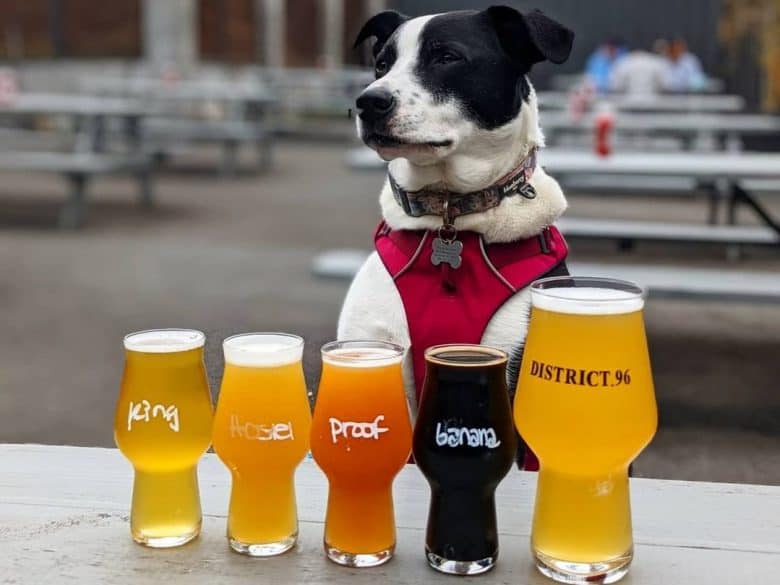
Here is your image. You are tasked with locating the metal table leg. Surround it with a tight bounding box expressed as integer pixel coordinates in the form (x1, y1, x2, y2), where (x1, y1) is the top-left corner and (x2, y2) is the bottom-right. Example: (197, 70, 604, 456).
(730, 183, 780, 238)
(59, 173, 88, 229)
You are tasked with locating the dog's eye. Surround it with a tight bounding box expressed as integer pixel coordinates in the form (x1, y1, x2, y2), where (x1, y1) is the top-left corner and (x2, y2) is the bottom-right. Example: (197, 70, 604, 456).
(435, 51, 463, 65)
(375, 59, 389, 77)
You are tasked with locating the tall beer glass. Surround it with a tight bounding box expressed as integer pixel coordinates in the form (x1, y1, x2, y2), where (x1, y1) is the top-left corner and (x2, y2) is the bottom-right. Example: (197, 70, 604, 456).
(413, 345, 516, 575)
(514, 277, 657, 584)
(114, 329, 213, 547)
(213, 333, 311, 556)
(310, 341, 412, 567)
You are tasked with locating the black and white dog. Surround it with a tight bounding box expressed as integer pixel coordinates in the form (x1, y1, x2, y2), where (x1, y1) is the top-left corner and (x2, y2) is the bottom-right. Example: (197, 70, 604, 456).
(339, 6, 574, 415)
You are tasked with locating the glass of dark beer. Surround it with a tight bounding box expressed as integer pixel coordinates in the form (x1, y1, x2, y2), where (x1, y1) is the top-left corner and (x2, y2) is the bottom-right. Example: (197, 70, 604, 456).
(413, 344, 517, 575)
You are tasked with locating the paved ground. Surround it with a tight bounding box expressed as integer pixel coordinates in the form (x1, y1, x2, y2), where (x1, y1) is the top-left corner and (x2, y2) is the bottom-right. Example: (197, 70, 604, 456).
(0, 139, 778, 485)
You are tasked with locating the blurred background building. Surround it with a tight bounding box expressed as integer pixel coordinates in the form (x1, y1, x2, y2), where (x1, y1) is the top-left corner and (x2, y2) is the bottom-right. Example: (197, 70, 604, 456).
(0, 0, 386, 75)
(1, 0, 779, 110)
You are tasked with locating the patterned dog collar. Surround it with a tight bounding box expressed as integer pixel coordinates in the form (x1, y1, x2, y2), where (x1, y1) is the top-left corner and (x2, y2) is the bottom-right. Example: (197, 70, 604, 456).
(388, 148, 538, 219)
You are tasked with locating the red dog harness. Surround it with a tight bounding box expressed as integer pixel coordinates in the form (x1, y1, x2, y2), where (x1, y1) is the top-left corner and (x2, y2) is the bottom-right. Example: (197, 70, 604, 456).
(375, 221, 568, 469)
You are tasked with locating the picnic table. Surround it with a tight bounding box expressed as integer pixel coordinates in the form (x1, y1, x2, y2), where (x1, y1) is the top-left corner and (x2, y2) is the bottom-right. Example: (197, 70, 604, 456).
(346, 146, 780, 182)
(2, 444, 778, 583)
(84, 77, 277, 174)
(541, 112, 780, 151)
(537, 149, 780, 180)
(0, 92, 154, 227)
(0, 92, 147, 116)
(85, 77, 277, 105)
(536, 92, 746, 113)
(0, 91, 148, 153)
(538, 149, 780, 233)
(258, 67, 372, 115)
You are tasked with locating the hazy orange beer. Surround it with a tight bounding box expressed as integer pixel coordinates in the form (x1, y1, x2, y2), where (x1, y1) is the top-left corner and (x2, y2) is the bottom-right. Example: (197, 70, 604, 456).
(114, 329, 213, 548)
(514, 277, 657, 584)
(213, 333, 312, 556)
(310, 341, 412, 567)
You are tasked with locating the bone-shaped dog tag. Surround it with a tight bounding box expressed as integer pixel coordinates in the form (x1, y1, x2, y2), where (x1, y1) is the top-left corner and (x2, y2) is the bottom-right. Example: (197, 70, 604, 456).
(431, 237, 463, 269)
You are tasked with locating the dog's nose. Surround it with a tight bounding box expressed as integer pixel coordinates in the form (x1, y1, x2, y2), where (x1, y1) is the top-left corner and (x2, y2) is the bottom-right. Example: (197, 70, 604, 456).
(356, 88, 396, 122)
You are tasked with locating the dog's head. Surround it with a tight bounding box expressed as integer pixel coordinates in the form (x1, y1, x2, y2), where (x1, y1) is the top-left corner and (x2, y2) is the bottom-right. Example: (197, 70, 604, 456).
(354, 6, 573, 165)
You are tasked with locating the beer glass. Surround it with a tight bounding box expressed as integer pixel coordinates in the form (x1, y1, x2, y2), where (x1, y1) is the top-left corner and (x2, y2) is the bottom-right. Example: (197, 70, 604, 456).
(413, 345, 517, 575)
(213, 333, 312, 556)
(310, 340, 412, 567)
(114, 329, 213, 547)
(514, 277, 657, 584)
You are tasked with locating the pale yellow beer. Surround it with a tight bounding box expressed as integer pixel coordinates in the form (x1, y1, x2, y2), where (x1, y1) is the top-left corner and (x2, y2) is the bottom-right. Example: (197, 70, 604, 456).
(114, 329, 213, 547)
(213, 333, 312, 556)
(514, 277, 657, 584)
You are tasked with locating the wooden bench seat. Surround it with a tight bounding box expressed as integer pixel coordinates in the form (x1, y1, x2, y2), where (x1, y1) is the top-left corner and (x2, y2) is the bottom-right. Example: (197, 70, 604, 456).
(0, 152, 149, 174)
(740, 178, 780, 192)
(559, 217, 779, 246)
(557, 174, 699, 194)
(311, 249, 780, 303)
(573, 261, 780, 302)
(143, 118, 272, 175)
(143, 119, 267, 142)
(558, 175, 780, 197)
(0, 151, 153, 228)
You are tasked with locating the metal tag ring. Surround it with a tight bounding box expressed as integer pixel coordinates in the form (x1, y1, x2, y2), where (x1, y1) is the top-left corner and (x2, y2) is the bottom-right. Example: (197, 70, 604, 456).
(438, 224, 458, 242)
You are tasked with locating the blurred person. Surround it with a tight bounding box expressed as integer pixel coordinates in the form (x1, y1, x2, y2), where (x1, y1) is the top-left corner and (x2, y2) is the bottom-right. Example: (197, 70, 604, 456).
(585, 38, 626, 93)
(653, 38, 670, 58)
(609, 47, 667, 95)
(664, 38, 706, 92)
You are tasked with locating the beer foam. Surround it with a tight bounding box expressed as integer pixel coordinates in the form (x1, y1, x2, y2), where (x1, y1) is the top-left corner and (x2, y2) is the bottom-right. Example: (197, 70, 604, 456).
(322, 346, 404, 368)
(124, 329, 205, 353)
(223, 333, 303, 367)
(425, 345, 508, 367)
(532, 287, 644, 315)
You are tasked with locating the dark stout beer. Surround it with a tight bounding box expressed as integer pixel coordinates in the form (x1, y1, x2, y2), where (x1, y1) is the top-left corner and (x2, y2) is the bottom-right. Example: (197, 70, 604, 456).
(413, 345, 516, 575)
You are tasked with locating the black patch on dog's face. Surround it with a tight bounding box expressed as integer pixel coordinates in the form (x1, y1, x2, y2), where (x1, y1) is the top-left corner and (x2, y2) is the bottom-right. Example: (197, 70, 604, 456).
(374, 35, 399, 80)
(413, 11, 532, 130)
(354, 10, 408, 57)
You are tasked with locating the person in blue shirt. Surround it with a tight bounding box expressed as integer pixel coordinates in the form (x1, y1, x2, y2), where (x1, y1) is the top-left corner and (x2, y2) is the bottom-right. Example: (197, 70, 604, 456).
(585, 38, 626, 93)
(664, 38, 707, 92)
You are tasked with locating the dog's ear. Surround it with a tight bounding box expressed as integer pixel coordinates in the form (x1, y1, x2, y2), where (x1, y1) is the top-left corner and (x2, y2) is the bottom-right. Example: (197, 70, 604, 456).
(485, 6, 574, 69)
(354, 11, 409, 56)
